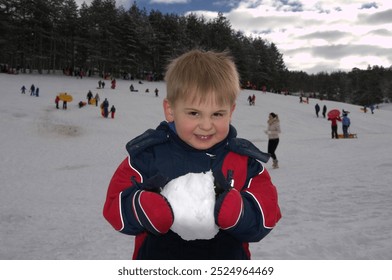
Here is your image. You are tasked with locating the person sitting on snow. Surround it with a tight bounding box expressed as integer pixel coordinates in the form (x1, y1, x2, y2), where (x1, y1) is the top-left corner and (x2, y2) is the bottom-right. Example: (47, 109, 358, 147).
(103, 50, 281, 260)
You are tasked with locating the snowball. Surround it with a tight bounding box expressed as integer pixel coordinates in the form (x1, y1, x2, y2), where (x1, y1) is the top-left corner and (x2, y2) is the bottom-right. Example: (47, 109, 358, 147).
(161, 171, 219, 241)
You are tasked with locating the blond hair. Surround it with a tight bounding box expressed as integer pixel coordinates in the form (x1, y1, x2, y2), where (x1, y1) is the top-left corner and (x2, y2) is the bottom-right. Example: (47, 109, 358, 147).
(164, 49, 240, 106)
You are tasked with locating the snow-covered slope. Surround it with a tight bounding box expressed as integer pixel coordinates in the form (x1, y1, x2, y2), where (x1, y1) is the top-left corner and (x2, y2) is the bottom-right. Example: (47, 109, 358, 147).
(1, 73, 391, 259)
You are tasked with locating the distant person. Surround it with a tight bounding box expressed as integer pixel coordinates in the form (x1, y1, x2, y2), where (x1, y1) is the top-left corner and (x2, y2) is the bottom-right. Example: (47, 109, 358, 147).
(315, 103, 320, 117)
(155, 88, 159, 97)
(328, 114, 341, 139)
(102, 98, 109, 118)
(30, 84, 35, 96)
(130, 84, 138, 92)
(87, 90, 93, 104)
(62, 95, 68, 110)
(55, 95, 60, 109)
(110, 105, 116, 118)
(247, 95, 252, 105)
(35, 87, 39, 97)
(322, 105, 327, 118)
(265, 112, 281, 169)
(94, 93, 100, 107)
(370, 104, 375, 114)
(342, 113, 351, 138)
(21, 85, 26, 94)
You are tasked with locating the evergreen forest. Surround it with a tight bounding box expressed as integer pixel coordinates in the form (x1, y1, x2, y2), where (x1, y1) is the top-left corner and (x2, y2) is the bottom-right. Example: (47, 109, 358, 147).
(1, 0, 391, 105)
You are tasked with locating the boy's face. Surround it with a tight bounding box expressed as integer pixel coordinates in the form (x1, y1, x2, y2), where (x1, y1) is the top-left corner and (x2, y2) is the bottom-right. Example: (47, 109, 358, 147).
(163, 93, 236, 150)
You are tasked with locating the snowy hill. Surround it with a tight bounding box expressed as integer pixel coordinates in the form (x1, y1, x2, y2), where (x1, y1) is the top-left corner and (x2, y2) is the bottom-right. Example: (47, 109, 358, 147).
(1, 73, 392, 260)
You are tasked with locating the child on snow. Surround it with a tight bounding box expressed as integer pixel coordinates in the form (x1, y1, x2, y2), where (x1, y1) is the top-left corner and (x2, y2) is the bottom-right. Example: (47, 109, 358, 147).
(103, 49, 281, 260)
(110, 105, 116, 118)
(55, 95, 60, 109)
(342, 113, 351, 138)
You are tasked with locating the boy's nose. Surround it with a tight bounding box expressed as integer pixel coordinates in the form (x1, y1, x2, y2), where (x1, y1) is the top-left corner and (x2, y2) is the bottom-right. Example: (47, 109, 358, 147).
(199, 117, 213, 130)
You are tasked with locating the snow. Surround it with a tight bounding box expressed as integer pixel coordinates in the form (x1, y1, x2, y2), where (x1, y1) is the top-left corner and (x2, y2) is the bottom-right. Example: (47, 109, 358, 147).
(1, 72, 392, 260)
(160, 171, 219, 241)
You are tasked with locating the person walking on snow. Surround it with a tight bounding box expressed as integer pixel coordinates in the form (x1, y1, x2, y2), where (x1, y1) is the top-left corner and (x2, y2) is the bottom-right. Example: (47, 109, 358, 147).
(322, 105, 327, 118)
(94, 93, 100, 107)
(265, 112, 281, 169)
(315, 103, 320, 117)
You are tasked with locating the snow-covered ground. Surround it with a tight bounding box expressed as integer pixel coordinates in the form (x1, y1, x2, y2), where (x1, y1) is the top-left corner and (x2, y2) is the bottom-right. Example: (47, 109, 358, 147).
(1, 72, 392, 260)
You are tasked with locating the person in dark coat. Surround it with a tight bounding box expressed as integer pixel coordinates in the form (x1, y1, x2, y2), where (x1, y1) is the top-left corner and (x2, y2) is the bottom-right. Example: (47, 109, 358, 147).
(102, 98, 109, 118)
(110, 105, 116, 118)
(87, 90, 93, 104)
(30, 84, 35, 96)
(322, 105, 327, 118)
(315, 103, 320, 117)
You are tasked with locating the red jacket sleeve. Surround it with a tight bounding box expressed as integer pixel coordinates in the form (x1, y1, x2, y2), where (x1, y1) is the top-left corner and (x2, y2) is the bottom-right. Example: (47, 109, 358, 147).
(103, 157, 143, 232)
(221, 152, 281, 242)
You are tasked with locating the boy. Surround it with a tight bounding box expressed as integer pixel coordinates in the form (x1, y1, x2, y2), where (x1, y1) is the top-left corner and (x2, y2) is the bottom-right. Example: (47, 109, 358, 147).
(103, 50, 281, 259)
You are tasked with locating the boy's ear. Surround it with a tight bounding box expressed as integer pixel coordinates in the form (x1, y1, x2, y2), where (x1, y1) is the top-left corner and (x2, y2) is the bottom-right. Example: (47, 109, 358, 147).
(230, 103, 236, 118)
(163, 99, 174, 122)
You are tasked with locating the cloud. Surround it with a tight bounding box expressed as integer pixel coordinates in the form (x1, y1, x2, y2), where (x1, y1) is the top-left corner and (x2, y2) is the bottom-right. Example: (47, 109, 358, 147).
(217, 0, 392, 73)
(359, 8, 392, 24)
(150, 0, 190, 4)
(360, 2, 378, 9)
(73, 0, 392, 73)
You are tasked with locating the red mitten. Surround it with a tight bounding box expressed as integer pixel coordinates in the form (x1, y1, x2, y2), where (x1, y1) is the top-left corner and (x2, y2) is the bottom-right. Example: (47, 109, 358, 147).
(214, 188, 243, 230)
(132, 190, 174, 235)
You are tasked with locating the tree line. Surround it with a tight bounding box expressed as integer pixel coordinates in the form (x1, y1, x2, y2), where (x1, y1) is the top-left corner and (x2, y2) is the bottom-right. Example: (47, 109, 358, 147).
(1, 0, 391, 105)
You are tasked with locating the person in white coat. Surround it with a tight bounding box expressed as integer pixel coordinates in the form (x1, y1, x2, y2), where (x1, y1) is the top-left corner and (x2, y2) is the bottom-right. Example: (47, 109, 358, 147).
(265, 112, 281, 168)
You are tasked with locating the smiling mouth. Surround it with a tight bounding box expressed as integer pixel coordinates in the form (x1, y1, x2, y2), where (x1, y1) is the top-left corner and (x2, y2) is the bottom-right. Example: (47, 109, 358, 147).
(196, 134, 212, 140)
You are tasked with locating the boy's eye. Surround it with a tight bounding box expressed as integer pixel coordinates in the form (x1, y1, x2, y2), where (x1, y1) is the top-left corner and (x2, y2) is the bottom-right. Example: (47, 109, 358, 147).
(213, 112, 224, 117)
(188, 111, 198, 116)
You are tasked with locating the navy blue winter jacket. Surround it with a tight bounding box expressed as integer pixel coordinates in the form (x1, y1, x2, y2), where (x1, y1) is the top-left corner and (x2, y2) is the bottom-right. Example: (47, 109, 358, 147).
(103, 121, 281, 259)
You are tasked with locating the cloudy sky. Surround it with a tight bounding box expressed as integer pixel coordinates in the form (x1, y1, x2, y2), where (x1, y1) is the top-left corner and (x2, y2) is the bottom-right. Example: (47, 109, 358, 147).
(76, 0, 392, 74)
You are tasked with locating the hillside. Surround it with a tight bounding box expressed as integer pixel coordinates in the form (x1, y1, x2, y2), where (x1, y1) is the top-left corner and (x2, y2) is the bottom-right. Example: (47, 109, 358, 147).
(1, 73, 392, 260)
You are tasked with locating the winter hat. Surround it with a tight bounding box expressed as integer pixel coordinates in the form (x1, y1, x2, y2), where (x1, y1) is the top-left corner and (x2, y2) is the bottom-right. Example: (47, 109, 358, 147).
(270, 112, 277, 118)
